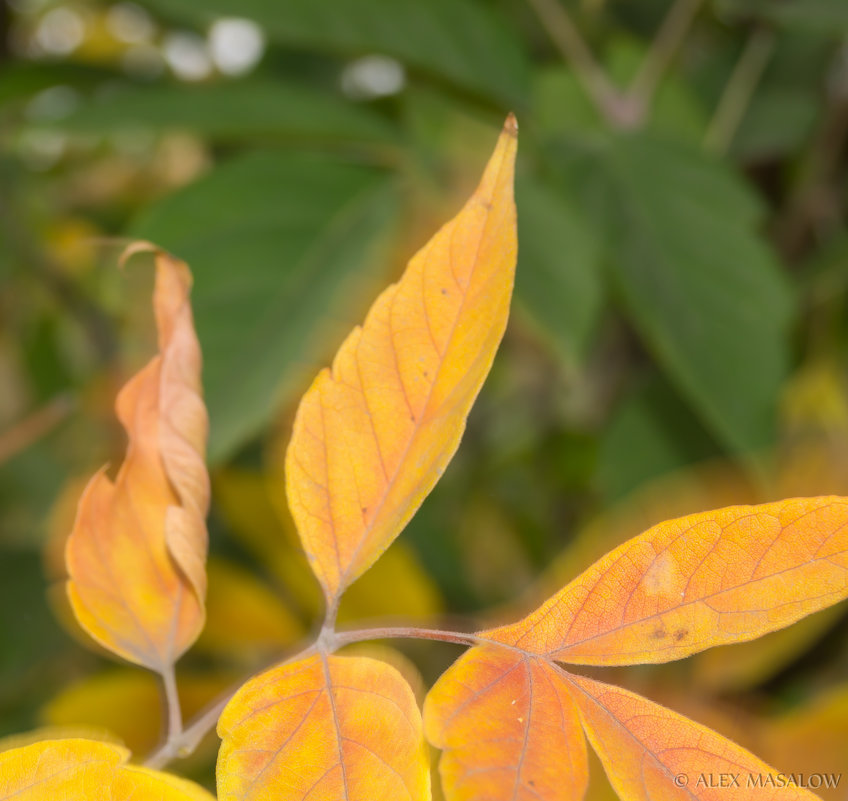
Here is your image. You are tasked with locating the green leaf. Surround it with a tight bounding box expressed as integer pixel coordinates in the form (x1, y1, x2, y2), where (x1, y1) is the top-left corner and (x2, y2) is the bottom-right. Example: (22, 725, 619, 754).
(515, 174, 604, 364)
(140, 0, 529, 106)
(45, 80, 398, 144)
(131, 151, 401, 462)
(733, 86, 819, 160)
(555, 132, 795, 459)
(597, 373, 722, 502)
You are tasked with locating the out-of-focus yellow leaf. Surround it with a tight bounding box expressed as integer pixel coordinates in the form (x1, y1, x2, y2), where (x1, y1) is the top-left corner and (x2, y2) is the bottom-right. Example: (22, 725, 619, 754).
(214, 467, 324, 619)
(285, 116, 518, 603)
(338, 543, 442, 624)
(0, 738, 214, 800)
(485, 497, 848, 665)
(197, 557, 303, 660)
(691, 604, 844, 691)
(424, 646, 588, 801)
(65, 246, 209, 672)
(781, 361, 848, 434)
(762, 685, 848, 801)
(44, 217, 100, 276)
(566, 674, 818, 801)
(217, 654, 430, 801)
(41, 669, 231, 757)
(215, 468, 443, 625)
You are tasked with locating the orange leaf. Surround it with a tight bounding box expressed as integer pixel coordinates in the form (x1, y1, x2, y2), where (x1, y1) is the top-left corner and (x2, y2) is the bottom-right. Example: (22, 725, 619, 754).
(0, 738, 214, 800)
(424, 646, 588, 801)
(484, 496, 848, 665)
(217, 653, 430, 801)
(564, 673, 819, 800)
(65, 246, 209, 671)
(285, 115, 518, 602)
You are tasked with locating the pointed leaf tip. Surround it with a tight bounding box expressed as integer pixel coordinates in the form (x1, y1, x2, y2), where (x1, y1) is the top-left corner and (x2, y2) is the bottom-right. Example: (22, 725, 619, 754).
(286, 122, 518, 600)
(485, 495, 848, 665)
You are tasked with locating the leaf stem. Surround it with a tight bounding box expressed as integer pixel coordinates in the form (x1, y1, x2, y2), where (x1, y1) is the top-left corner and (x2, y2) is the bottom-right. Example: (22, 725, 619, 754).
(334, 626, 479, 648)
(704, 26, 776, 154)
(524, 0, 633, 127)
(146, 665, 183, 770)
(141, 626, 479, 769)
(144, 641, 317, 769)
(0, 394, 74, 466)
(628, 0, 705, 117)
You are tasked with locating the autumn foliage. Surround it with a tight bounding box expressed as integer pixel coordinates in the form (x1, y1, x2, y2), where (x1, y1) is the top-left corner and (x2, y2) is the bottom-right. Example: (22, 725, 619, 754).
(3, 117, 847, 801)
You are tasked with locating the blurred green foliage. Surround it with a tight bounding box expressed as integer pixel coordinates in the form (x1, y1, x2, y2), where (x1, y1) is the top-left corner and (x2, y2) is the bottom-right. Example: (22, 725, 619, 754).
(1, 0, 848, 792)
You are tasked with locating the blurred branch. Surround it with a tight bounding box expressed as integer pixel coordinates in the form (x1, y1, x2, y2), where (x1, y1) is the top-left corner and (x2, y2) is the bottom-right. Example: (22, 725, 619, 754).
(526, 0, 705, 129)
(524, 0, 639, 128)
(0, 394, 74, 465)
(704, 27, 776, 154)
(629, 0, 705, 118)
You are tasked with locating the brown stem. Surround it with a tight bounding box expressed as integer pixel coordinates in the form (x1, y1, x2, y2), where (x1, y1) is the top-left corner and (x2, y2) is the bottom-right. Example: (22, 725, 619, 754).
(141, 625, 479, 769)
(703, 26, 776, 155)
(628, 0, 706, 118)
(524, 0, 635, 127)
(0, 394, 74, 466)
(334, 626, 479, 648)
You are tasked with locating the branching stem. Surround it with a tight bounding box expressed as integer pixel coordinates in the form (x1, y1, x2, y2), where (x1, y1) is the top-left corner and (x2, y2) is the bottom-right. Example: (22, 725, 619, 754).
(704, 26, 776, 154)
(524, 0, 628, 126)
(629, 0, 705, 116)
(142, 626, 477, 769)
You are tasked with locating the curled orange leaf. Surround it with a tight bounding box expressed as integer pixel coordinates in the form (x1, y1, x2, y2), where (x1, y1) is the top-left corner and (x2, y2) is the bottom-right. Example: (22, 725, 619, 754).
(484, 496, 848, 665)
(65, 246, 209, 672)
(217, 653, 430, 801)
(285, 115, 518, 602)
(0, 738, 214, 800)
(424, 646, 588, 801)
(564, 673, 819, 800)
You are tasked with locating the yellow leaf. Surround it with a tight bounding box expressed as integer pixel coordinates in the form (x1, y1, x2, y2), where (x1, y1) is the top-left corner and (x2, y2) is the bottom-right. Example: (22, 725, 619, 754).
(484, 496, 848, 665)
(0, 738, 214, 800)
(214, 469, 443, 625)
(762, 685, 848, 801)
(213, 467, 325, 619)
(285, 115, 518, 602)
(42, 669, 232, 756)
(424, 646, 588, 801)
(338, 543, 443, 624)
(217, 654, 430, 801)
(565, 673, 819, 800)
(65, 246, 209, 671)
(197, 557, 303, 660)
